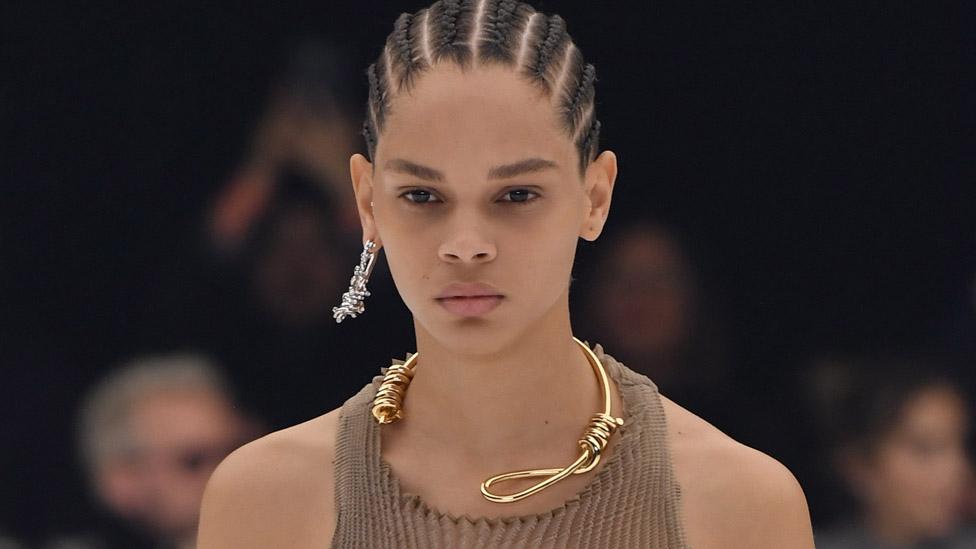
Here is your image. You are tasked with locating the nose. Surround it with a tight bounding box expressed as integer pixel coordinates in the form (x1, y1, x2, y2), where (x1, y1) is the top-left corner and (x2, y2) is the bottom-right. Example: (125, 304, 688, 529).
(438, 227, 497, 264)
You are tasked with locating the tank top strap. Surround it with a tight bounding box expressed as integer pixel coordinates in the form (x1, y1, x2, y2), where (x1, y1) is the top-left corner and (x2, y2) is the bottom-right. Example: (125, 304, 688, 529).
(332, 371, 388, 528)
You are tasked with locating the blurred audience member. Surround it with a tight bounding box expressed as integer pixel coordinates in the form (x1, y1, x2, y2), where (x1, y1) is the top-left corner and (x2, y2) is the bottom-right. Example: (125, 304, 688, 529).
(153, 40, 412, 430)
(47, 354, 255, 549)
(811, 356, 975, 548)
(243, 171, 346, 328)
(208, 39, 361, 258)
(188, 170, 412, 428)
(579, 220, 731, 420)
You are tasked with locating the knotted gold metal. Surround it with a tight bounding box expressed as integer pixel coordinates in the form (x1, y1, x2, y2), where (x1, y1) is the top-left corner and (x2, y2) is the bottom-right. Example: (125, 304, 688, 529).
(370, 337, 625, 503)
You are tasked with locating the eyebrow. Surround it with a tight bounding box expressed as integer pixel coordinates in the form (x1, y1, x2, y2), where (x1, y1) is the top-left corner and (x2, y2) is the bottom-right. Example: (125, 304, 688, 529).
(488, 158, 558, 180)
(384, 159, 445, 182)
(384, 157, 558, 182)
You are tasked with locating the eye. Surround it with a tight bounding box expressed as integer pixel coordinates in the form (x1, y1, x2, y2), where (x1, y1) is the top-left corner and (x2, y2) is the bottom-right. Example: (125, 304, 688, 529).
(499, 189, 539, 204)
(400, 189, 442, 204)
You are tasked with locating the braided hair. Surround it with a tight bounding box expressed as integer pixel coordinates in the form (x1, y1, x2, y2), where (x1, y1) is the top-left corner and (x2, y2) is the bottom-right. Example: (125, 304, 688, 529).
(363, 0, 601, 173)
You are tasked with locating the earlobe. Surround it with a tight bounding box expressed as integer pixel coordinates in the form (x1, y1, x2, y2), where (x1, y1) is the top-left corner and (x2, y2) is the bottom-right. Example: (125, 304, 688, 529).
(350, 153, 382, 247)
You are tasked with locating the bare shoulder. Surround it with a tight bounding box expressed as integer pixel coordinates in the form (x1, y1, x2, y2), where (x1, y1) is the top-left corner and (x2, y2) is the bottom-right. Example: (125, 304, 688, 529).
(197, 407, 343, 549)
(659, 396, 814, 549)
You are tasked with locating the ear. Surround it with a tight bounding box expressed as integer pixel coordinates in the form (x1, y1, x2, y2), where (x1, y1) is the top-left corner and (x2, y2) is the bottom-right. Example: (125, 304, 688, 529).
(350, 153, 383, 248)
(579, 150, 617, 241)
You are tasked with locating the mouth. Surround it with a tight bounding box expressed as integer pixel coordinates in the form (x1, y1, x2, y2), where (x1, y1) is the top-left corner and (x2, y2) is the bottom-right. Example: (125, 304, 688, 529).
(435, 295, 504, 317)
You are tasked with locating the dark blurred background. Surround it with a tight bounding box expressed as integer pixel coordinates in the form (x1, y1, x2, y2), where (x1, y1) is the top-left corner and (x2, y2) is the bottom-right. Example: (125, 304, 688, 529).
(2, 1, 974, 546)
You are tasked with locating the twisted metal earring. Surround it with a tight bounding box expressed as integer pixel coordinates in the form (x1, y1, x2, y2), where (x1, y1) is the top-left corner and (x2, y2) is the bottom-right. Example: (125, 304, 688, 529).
(333, 240, 378, 323)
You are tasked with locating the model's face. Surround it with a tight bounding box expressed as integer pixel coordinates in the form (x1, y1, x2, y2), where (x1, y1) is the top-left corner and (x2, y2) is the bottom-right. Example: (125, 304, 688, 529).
(355, 64, 613, 354)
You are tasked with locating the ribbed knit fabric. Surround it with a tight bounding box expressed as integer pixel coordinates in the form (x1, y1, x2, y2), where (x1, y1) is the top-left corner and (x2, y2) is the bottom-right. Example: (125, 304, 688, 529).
(331, 344, 689, 548)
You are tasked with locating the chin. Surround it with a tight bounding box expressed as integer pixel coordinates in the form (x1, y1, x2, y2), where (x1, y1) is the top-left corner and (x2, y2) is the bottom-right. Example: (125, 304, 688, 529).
(416, 313, 526, 357)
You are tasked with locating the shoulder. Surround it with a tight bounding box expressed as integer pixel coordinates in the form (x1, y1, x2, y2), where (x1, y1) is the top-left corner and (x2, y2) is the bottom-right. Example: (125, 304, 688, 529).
(660, 395, 814, 549)
(197, 407, 342, 549)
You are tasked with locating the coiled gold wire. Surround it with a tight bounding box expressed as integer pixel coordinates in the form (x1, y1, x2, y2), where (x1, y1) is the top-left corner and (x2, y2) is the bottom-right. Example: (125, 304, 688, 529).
(371, 353, 418, 424)
(370, 337, 624, 503)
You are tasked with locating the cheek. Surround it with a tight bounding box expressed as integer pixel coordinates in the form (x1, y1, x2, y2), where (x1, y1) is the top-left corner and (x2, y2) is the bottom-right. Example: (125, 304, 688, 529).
(374, 210, 435, 293)
(872, 445, 950, 509)
(503, 211, 580, 290)
(380, 238, 431, 311)
(98, 465, 149, 514)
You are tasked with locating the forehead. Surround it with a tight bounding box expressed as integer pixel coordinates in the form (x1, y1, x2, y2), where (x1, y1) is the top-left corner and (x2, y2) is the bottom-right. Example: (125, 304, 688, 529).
(376, 64, 576, 174)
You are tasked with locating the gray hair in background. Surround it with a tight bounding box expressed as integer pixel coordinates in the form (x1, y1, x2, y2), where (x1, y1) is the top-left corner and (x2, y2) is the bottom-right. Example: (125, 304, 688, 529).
(77, 353, 232, 473)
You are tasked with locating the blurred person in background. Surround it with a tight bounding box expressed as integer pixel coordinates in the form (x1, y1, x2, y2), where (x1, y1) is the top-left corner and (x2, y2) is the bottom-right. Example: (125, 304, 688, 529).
(934, 267, 976, 528)
(810, 356, 975, 548)
(157, 39, 414, 428)
(47, 354, 255, 549)
(187, 169, 412, 428)
(579, 220, 731, 422)
(207, 38, 362, 258)
(241, 171, 347, 329)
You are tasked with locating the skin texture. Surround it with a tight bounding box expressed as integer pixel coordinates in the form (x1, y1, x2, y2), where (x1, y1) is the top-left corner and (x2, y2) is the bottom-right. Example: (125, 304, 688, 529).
(840, 385, 972, 545)
(198, 63, 814, 548)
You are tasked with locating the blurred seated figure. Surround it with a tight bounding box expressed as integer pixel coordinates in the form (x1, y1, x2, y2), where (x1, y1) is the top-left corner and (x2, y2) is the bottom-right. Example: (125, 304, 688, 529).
(811, 356, 975, 548)
(48, 354, 255, 549)
(579, 220, 730, 420)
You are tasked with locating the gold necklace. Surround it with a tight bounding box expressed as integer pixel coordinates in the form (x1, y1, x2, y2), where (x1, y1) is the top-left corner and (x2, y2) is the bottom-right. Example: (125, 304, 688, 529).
(371, 337, 625, 503)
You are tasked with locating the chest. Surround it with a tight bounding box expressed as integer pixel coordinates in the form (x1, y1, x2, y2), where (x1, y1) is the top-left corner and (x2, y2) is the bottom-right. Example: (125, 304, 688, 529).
(380, 433, 623, 520)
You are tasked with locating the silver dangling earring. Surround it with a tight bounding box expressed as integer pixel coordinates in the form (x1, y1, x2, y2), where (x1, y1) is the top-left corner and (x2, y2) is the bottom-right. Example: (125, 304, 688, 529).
(333, 240, 378, 323)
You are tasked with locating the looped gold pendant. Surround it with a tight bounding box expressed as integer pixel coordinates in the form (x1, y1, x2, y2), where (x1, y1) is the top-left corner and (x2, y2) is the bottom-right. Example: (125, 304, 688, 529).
(371, 337, 624, 503)
(480, 365, 625, 502)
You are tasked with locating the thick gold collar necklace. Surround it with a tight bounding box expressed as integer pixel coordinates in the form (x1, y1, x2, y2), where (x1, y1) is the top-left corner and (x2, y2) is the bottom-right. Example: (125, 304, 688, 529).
(371, 337, 625, 503)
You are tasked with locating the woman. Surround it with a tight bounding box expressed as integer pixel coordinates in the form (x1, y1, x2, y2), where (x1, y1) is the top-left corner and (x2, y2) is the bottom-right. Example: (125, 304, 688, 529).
(199, 1, 814, 547)
(813, 358, 974, 548)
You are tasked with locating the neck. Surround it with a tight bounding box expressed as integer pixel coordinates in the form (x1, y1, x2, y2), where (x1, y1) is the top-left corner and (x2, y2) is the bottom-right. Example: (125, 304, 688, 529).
(394, 294, 611, 458)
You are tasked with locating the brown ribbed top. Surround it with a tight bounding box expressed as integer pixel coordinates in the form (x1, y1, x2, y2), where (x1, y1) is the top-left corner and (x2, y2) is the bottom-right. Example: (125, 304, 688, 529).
(331, 344, 689, 548)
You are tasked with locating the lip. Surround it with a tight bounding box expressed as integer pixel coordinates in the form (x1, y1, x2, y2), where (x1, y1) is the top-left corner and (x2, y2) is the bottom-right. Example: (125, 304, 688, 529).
(435, 282, 504, 299)
(436, 295, 504, 317)
(435, 283, 504, 317)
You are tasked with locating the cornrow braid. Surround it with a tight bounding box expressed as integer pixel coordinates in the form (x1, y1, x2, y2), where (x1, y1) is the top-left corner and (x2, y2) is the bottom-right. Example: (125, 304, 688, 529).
(478, 0, 523, 63)
(386, 13, 419, 91)
(578, 118, 601, 170)
(362, 63, 385, 152)
(531, 15, 568, 90)
(431, 0, 469, 65)
(363, 0, 601, 174)
(567, 63, 596, 133)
